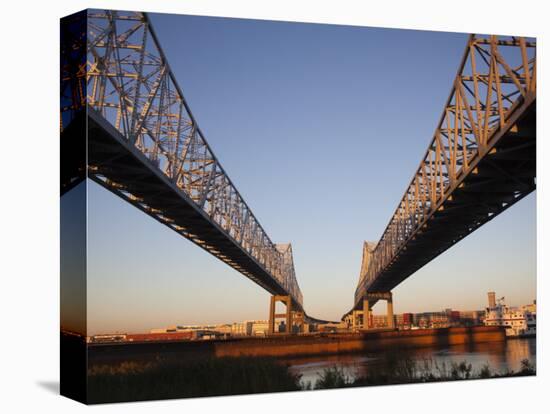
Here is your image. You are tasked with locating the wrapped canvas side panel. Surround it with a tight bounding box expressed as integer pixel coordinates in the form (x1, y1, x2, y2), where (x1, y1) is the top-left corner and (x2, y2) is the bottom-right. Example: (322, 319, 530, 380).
(60, 10, 88, 404)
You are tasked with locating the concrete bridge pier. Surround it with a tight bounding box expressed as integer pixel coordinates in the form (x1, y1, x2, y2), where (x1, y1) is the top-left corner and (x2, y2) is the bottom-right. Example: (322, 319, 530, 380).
(362, 291, 394, 330)
(291, 311, 305, 334)
(346, 309, 363, 332)
(387, 294, 395, 329)
(268, 295, 292, 335)
(363, 299, 372, 329)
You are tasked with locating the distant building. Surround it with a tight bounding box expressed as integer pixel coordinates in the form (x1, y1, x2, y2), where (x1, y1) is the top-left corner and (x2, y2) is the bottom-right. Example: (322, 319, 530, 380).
(395, 313, 413, 329)
(231, 322, 247, 336)
(459, 310, 484, 326)
(249, 320, 269, 336)
(189, 330, 228, 340)
(89, 333, 127, 343)
(128, 331, 193, 342)
(372, 315, 388, 328)
(419, 316, 432, 328)
(450, 311, 461, 325)
(412, 312, 450, 329)
(430, 313, 450, 328)
(215, 324, 233, 335)
(392, 310, 484, 330)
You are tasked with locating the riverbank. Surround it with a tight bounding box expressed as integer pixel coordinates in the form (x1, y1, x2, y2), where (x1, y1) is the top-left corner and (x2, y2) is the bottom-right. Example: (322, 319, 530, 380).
(88, 326, 506, 365)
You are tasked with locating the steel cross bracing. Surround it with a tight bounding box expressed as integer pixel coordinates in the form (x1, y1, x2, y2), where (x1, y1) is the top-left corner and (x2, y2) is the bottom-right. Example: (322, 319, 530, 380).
(60, 10, 303, 309)
(353, 34, 536, 310)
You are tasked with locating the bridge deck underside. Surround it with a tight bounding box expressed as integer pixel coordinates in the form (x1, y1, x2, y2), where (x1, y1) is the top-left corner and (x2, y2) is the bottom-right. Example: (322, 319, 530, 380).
(356, 103, 535, 310)
(86, 110, 303, 311)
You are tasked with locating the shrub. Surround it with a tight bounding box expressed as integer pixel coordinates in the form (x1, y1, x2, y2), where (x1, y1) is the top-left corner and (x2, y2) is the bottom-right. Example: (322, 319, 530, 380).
(314, 367, 352, 389)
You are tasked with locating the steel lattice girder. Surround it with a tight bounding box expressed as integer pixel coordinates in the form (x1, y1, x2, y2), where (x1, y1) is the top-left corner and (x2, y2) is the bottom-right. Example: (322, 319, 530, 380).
(60, 10, 304, 309)
(352, 34, 536, 311)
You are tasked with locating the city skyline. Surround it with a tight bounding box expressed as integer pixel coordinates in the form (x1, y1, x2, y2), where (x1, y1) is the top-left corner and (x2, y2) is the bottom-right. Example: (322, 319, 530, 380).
(80, 13, 536, 335)
(82, 283, 535, 335)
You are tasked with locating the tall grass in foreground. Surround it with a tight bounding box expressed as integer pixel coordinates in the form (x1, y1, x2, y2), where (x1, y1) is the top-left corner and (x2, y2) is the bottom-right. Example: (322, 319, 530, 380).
(88, 357, 301, 404)
(87, 355, 536, 403)
(313, 356, 536, 389)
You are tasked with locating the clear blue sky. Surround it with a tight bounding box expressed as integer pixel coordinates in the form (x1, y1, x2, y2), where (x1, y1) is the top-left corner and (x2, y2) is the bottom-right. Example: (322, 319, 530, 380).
(84, 13, 536, 335)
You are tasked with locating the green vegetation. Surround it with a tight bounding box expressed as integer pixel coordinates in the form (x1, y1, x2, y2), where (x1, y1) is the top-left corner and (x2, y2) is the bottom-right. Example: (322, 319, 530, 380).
(314, 366, 351, 389)
(87, 357, 302, 404)
(87, 354, 535, 403)
(311, 356, 536, 389)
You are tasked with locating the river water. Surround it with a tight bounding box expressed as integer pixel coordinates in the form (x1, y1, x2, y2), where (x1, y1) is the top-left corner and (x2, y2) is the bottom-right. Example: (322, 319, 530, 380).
(282, 337, 536, 385)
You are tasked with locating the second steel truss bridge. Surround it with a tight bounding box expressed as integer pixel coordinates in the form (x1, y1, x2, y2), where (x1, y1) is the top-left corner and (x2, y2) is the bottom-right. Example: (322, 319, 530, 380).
(346, 34, 536, 328)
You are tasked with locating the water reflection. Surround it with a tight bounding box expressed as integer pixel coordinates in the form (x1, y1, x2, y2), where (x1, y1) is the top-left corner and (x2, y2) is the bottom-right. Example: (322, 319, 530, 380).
(282, 337, 536, 385)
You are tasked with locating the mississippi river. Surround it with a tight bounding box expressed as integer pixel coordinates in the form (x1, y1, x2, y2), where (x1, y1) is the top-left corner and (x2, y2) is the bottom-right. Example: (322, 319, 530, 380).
(283, 337, 536, 385)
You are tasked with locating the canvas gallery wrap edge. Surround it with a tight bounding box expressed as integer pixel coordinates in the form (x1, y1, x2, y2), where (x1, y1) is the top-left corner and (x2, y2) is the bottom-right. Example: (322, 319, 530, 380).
(60, 8, 536, 405)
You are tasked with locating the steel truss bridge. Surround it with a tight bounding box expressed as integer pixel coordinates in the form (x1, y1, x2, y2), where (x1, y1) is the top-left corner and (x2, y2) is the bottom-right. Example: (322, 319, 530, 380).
(60, 10, 314, 318)
(349, 34, 536, 315)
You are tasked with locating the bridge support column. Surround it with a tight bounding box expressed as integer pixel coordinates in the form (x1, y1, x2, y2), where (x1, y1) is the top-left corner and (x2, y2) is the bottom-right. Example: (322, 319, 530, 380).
(362, 299, 371, 330)
(292, 311, 304, 334)
(361, 291, 395, 331)
(268, 295, 292, 335)
(387, 293, 394, 329)
(351, 310, 362, 331)
(344, 312, 355, 330)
